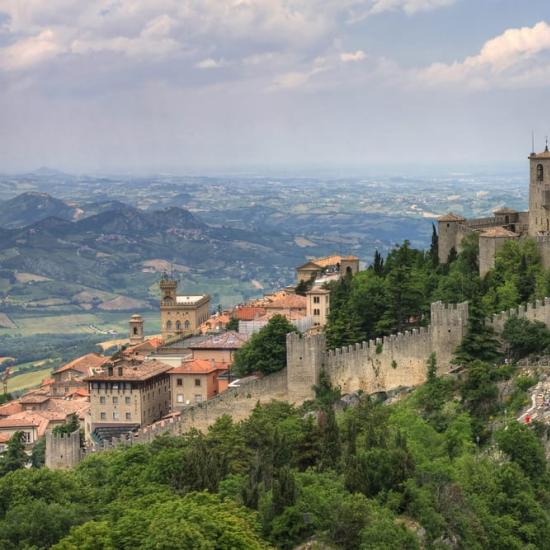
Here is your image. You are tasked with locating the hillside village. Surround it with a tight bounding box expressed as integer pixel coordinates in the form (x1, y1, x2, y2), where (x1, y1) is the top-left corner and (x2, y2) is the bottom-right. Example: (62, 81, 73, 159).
(0, 252, 357, 457)
(4, 145, 550, 464)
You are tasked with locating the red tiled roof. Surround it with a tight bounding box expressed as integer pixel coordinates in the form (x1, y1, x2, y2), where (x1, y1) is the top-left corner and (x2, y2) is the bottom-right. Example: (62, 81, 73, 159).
(264, 294, 306, 310)
(233, 307, 266, 321)
(55, 353, 109, 376)
(85, 359, 172, 382)
(170, 359, 228, 375)
(0, 401, 23, 417)
(123, 337, 165, 355)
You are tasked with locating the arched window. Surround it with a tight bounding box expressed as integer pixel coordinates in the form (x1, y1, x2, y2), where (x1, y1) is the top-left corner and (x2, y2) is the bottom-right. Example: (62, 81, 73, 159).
(133, 327, 138, 335)
(537, 164, 544, 182)
(175, 320, 181, 331)
(184, 320, 190, 329)
(166, 320, 172, 331)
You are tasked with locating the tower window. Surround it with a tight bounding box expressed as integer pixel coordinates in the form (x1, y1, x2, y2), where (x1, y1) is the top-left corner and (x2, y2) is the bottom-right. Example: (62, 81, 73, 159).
(537, 164, 544, 182)
(166, 320, 172, 330)
(175, 320, 181, 330)
(133, 327, 138, 335)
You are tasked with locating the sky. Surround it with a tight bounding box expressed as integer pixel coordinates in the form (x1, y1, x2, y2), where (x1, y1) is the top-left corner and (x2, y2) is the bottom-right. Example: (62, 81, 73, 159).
(1, 0, 550, 174)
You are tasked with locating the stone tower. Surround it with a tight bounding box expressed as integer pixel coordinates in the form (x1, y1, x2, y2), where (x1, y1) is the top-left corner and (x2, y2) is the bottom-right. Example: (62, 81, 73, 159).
(45, 430, 82, 469)
(129, 314, 144, 344)
(286, 332, 326, 403)
(528, 143, 550, 236)
(430, 301, 469, 368)
(437, 213, 466, 263)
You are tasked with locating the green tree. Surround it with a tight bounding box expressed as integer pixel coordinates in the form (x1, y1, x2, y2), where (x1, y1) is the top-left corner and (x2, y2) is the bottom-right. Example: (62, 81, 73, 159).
(429, 223, 439, 267)
(453, 302, 500, 365)
(0, 432, 28, 475)
(233, 314, 295, 376)
(502, 316, 550, 360)
(372, 250, 384, 276)
(226, 317, 239, 331)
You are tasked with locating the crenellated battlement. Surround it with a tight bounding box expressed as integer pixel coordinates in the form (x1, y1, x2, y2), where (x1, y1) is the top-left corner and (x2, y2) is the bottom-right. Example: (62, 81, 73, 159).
(489, 297, 550, 332)
(45, 430, 81, 469)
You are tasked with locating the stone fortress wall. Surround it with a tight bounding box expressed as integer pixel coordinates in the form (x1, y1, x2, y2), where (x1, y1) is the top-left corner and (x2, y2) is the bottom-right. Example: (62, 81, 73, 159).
(488, 297, 550, 333)
(47, 302, 471, 466)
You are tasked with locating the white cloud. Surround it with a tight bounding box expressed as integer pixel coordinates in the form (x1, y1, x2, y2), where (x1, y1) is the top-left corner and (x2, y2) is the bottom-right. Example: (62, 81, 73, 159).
(340, 50, 366, 63)
(0, 29, 64, 70)
(196, 58, 223, 69)
(418, 21, 550, 89)
(348, 0, 455, 22)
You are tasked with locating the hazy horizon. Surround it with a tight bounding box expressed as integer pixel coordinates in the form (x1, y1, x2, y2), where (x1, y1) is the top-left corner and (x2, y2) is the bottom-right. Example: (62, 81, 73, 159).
(2, 1, 550, 173)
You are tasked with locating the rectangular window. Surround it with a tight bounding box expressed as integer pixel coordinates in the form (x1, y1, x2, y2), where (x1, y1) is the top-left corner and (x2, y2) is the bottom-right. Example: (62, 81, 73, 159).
(313, 296, 320, 304)
(125, 412, 131, 420)
(100, 412, 106, 420)
(177, 394, 184, 403)
(100, 396, 106, 404)
(195, 378, 201, 387)
(112, 396, 118, 404)
(313, 308, 320, 316)
(113, 411, 120, 420)
(177, 378, 183, 386)
(195, 395, 203, 402)
(125, 396, 131, 405)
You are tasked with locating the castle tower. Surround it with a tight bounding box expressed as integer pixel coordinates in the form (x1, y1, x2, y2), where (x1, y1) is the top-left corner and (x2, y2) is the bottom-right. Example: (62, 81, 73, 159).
(528, 142, 550, 236)
(45, 430, 82, 469)
(160, 273, 178, 303)
(286, 332, 326, 403)
(437, 213, 466, 263)
(430, 301, 469, 368)
(129, 314, 144, 344)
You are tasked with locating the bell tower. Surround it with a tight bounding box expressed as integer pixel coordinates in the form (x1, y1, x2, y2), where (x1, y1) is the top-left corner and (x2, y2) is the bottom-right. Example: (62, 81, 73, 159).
(129, 314, 144, 344)
(160, 272, 177, 303)
(528, 140, 550, 236)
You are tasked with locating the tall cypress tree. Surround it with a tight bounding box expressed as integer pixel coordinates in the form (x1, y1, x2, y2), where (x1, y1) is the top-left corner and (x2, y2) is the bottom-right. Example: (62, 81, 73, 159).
(429, 223, 439, 267)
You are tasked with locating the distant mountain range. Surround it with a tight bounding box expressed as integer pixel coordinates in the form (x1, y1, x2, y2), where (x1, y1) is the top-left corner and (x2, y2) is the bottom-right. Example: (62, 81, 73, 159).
(0, 192, 309, 308)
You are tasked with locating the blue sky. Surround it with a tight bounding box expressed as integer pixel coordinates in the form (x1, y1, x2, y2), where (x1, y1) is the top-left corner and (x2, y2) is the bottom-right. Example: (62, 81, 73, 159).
(1, 0, 550, 173)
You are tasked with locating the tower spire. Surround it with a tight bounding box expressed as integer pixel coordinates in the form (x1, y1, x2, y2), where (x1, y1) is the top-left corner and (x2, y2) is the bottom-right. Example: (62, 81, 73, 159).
(546, 136, 549, 153)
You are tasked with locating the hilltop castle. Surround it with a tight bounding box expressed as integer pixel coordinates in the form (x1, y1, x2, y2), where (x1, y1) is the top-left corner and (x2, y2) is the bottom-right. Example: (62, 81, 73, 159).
(438, 145, 550, 276)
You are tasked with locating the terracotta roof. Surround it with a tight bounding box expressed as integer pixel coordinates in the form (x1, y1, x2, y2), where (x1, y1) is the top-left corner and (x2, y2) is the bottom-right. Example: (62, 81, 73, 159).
(20, 394, 50, 405)
(0, 432, 11, 443)
(85, 359, 173, 382)
(480, 227, 519, 238)
(200, 313, 231, 334)
(264, 294, 307, 310)
(123, 337, 164, 356)
(0, 401, 23, 417)
(233, 307, 266, 321)
(438, 212, 466, 222)
(189, 331, 248, 350)
(0, 412, 51, 437)
(169, 358, 228, 375)
(55, 353, 109, 376)
(493, 207, 517, 215)
(313, 255, 359, 268)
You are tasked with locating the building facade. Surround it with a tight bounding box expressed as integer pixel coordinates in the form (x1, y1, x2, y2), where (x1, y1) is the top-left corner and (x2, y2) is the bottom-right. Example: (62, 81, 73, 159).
(159, 275, 210, 340)
(296, 254, 359, 283)
(306, 287, 330, 327)
(85, 358, 172, 440)
(438, 147, 550, 275)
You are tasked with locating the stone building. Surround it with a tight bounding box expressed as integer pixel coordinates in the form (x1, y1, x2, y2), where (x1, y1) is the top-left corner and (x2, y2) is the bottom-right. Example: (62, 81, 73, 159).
(129, 314, 144, 344)
(85, 358, 172, 441)
(438, 145, 550, 274)
(306, 287, 330, 327)
(51, 353, 109, 397)
(159, 274, 210, 340)
(296, 254, 359, 283)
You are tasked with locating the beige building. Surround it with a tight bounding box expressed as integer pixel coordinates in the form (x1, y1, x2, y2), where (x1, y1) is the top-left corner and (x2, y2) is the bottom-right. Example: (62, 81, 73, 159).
(306, 287, 331, 327)
(159, 275, 210, 340)
(85, 358, 172, 439)
(169, 358, 227, 410)
(296, 254, 360, 283)
(438, 145, 550, 275)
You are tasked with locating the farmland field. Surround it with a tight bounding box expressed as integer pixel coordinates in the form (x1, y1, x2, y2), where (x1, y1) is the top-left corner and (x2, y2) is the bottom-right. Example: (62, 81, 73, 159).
(6, 366, 53, 393)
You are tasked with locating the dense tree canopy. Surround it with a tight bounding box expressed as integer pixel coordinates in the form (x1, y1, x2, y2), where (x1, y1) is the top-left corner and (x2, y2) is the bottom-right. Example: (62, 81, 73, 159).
(233, 314, 295, 376)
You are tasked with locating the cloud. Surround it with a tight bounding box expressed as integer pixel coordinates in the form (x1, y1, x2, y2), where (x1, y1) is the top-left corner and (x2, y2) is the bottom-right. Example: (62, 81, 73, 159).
(418, 21, 550, 89)
(0, 29, 64, 70)
(348, 0, 455, 22)
(196, 58, 223, 69)
(340, 50, 366, 63)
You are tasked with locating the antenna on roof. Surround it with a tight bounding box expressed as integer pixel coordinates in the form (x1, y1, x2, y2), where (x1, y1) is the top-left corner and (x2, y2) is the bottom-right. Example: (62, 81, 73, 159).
(546, 136, 549, 153)
(532, 130, 535, 154)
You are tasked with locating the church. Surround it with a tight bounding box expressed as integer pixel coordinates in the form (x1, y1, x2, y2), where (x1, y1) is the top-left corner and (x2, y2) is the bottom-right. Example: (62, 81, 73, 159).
(438, 144, 550, 276)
